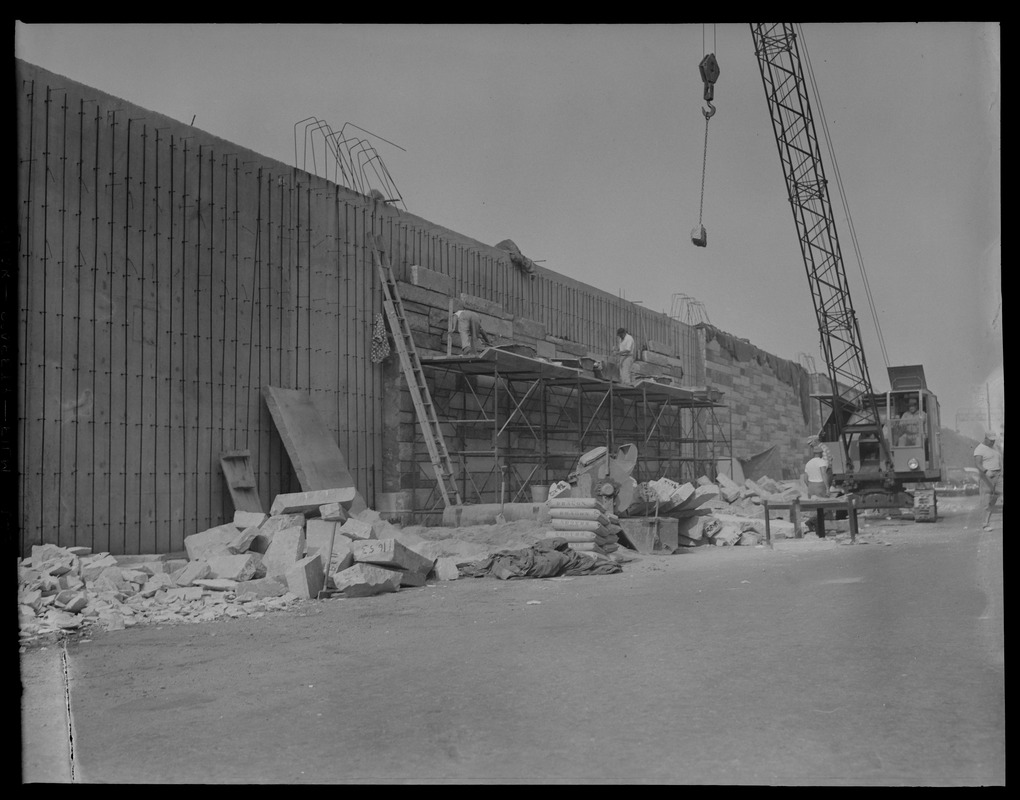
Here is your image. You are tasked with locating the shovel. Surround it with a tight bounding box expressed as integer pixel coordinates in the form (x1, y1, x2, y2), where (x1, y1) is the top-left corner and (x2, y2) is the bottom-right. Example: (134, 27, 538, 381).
(316, 525, 338, 600)
(496, 465, 507, 524)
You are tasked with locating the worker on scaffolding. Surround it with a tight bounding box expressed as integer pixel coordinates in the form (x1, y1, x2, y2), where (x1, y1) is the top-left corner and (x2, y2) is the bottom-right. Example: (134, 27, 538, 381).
(612, 327, 636, 386)
(453, 301, 493, 356)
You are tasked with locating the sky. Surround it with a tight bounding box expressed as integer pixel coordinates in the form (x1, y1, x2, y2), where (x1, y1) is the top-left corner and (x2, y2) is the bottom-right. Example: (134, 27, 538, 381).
(14, 22, 1002, 441)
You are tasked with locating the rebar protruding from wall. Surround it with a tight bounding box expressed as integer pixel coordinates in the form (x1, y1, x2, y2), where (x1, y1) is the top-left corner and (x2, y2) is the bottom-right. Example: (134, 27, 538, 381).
(670, 293, 711, 326)
(293, 117, 406, 210)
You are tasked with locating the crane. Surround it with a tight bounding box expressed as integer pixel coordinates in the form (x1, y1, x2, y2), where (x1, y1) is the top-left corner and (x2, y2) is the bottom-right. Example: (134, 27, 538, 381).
(745, 23, 942, 519)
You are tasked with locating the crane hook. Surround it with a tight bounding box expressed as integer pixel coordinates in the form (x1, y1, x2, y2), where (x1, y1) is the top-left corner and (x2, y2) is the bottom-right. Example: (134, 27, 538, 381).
(702, 100, 716, 119)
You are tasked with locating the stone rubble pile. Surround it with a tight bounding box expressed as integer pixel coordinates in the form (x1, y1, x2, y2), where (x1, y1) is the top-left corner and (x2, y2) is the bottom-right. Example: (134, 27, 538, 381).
(615, 472, 812, 550)
(17, 487, 472, 644)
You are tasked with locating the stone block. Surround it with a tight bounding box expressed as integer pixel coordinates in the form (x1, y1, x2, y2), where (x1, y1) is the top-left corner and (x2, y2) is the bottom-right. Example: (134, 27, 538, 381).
(228, 526, 261, 554)
(711, 525, 742, 546)
(234, 577, 288, 598)
(332, 563, 403, 597)
(66, 546, 92, 557)
(119, 569, 149, 585)
(250, 514, 304, 553)
(204, 553, 261, 581)
(174, 561, 212, 587)
(431, 557, 461, 581)
(677, 515, 707, 541)
(305, 519, 339, 558)
(339, 518, 374, 541)
(233, 511, 268, 530)
(352, 538, 435, 574)
(270, 488, 358, 517)
(285, 555, 325, 599)
(318, 502, 350, 522)
(738, 531, 761, 546)
(184, 524, 240, 561)
(261, 526, 306, 578)
(409, 264, 456, 296)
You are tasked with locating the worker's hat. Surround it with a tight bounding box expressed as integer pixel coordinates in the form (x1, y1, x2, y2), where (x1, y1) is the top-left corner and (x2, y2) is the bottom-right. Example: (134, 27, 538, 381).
(985, 431, 997, 441)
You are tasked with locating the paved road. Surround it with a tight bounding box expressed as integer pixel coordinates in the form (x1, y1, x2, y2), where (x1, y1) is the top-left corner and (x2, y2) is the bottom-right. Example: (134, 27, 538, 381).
(22, 496, 1004, 785)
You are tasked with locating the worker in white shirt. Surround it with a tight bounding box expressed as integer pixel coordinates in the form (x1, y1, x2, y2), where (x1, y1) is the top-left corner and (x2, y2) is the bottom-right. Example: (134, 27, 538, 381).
(452, 303, 493, 356)
(803, 444, 831, 498)
(973, 431, 1003, 530)
(615, 327, 635, 386)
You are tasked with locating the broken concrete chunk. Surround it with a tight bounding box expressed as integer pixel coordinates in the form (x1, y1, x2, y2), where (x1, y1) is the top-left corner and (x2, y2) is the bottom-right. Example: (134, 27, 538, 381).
(66, 546, 92, 557)
(184, 524, 241, 562)
(261, 526, 306, 578)
(233, 510, 268, 530)
(285, 555, 324, 599)
(711, 525, 742, 546)
(192, 579, 237, 592)
(174, 561, 212, 587)
(204, 553, 261, 582)
(270, 487, 357, 517)
(234, 577, 288, 598)
(332, 563, 402, 597)
(339, 518, 374, 541)
(31, 544, 67, 568)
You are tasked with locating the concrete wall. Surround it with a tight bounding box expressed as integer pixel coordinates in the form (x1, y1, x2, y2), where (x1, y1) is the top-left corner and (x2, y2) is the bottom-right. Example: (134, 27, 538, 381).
(698, 325, 815, 479)
(14, 59, 715, 554)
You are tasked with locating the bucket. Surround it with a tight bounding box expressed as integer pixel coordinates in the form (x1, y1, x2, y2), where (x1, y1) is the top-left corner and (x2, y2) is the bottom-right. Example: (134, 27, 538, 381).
(530, 485, 550, 503)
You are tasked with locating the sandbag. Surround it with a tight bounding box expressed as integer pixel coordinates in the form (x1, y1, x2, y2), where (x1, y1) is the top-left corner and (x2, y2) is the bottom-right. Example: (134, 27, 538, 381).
(542, 530, 596, 543)
(548, 497, 600, 509)
(549, 508, 609, 523)
(550, 518, 604, 532)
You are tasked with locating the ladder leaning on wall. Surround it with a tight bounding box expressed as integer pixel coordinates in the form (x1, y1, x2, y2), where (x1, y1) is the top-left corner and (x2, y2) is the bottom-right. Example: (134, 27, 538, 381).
(369, 236, 463, 508)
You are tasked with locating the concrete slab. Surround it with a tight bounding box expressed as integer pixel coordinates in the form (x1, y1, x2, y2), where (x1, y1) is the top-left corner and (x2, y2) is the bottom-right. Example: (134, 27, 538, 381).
(20, 647, 73, 783)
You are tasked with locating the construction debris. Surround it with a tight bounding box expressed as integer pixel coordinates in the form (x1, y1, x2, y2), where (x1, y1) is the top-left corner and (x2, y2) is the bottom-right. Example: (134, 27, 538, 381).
(18, 466, 833, 648)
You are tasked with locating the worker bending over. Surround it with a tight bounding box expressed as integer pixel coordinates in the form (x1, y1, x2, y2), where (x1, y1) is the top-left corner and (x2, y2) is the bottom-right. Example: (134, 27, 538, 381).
(453, 302, 493, 356)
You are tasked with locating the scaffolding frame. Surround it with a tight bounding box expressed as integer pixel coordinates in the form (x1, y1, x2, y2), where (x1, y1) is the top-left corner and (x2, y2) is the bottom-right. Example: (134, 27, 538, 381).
(410, 349, 731, 515)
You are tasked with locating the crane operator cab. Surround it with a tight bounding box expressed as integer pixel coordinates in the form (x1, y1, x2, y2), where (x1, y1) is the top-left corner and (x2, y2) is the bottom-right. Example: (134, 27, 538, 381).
(881, 365, 942, 479)
(814, 365, 943, 485)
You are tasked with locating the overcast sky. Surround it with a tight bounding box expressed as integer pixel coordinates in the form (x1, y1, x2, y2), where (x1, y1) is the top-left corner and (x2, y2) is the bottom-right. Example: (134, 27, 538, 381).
(15, 22, 1001, 439)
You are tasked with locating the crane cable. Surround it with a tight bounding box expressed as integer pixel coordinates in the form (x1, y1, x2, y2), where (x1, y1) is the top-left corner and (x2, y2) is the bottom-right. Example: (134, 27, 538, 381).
(693, 24, 719, 248)
(796, 23, 891, 372)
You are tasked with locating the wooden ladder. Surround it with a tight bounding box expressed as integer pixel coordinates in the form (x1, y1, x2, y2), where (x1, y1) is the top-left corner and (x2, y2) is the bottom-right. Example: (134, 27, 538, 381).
(370, 239, 462, 508)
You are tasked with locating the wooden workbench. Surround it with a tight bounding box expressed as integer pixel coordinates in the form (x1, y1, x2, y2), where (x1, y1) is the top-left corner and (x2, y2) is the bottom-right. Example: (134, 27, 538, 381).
(761, 495, 860, 543)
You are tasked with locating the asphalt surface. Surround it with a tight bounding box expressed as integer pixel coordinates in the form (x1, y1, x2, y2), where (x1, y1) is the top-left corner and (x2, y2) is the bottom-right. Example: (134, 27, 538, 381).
(20, 495, 1004, 785)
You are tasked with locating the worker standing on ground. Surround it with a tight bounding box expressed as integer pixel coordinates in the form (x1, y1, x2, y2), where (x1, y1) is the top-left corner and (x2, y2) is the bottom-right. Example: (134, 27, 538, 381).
(973, 432, 1003, 531)
(803, 444, 831, 498)
(615, 327, 636, 386)
(453, 302, 493, 356)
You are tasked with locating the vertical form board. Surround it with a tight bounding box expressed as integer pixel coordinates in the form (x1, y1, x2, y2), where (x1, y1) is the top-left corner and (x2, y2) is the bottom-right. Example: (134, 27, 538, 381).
(18, 76, 41, 550)
(261, 385, 368, 513)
